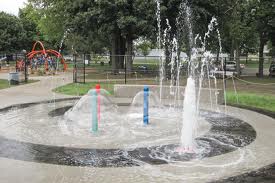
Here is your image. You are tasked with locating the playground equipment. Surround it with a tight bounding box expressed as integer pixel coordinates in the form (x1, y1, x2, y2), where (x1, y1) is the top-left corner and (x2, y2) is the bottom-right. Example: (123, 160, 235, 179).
(15, 59, 25, 72)
(23, 41, 67, 72)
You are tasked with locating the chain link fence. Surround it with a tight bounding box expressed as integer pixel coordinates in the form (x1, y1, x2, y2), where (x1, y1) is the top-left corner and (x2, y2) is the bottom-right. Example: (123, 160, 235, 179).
(71, 54, 275, 84)
(1, 53, 274, 84)
(0, 53, 28, 83)
(72, 54, 167, 84)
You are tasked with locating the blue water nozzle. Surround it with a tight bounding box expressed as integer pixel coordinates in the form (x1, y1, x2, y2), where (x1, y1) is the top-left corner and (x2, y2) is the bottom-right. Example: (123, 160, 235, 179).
(143, 86, 149, 125)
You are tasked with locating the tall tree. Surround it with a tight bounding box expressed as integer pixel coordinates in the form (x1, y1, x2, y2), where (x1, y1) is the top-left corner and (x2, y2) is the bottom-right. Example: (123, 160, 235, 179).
(28, 0, 68, 49)
(19, 5, 40, 50)
(0, 12, 25, 53)
(64, 0, 156, 73)
(251, 0, 275, 77)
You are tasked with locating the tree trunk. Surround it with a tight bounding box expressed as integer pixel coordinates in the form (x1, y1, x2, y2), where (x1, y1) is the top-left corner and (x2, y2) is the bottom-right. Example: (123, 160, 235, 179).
(86, 54, 91, 66)
(271, 33, 275, 60)
(230, 39, 235, 61)
(118, 35, 125, 69)
(216, 48, 220, 63)
(258, 35, 265, 77)
(109, 50, 112, 66)
(248, 51, 250, 64)
(125, 36, 133, 72)
(111, 32, 119, 74)
(235, 41, 241, 77)
(164, 43, 171, 80)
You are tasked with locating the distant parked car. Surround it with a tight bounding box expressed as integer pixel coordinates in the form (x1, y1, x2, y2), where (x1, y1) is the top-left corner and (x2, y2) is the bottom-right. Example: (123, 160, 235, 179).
(0, 56, 7, 62)
(225, 61, 245, 71)
(63, 55, 73, 62)
(137, 65, 148, 73)
(0, 57, 7, 68)
(269, 63, 275, 77)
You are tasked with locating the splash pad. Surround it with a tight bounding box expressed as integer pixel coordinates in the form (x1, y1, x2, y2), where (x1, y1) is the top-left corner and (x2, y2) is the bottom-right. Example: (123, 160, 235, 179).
(0, 81, 274, 182)
(1, 0, 275, 182)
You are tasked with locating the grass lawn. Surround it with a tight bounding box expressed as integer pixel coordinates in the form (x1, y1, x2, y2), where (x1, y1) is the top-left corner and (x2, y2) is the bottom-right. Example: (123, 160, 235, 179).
(0, 79, 38, 90)
(213, 76, 275, 97)
(226, 92, 275, 112)
(242, 63, 270, 69)
(54, 76, 275, 113)
(53, 79, 173, 96)
(54, 82, 117, 96)
(240, 59, 271, 69)
(0, 79, 10, 89)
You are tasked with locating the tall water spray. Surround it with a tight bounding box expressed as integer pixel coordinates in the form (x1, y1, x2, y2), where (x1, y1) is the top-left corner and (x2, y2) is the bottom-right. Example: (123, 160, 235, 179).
(178, 0, 224, 151)
(57, 29, 69, 70)
(179, 1, 198, 151)
(155, 0, 223, 151)
(180, 77, 197, 149)
(197, 17, 222, 111)
(155, 0, 165, 101)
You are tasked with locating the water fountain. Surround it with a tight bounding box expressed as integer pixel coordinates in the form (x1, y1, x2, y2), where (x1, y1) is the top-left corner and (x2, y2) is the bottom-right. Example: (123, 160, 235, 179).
(0, 0, 270, 182)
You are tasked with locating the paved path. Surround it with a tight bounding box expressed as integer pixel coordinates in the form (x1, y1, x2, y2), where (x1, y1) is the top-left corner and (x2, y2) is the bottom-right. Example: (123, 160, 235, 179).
(0, 72, 73, 108)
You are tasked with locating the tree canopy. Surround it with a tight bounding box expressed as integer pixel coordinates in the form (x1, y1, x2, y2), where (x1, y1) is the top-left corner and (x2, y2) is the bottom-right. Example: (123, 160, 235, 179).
(0, 0, 274, 76)
(0, 12, 26, 53)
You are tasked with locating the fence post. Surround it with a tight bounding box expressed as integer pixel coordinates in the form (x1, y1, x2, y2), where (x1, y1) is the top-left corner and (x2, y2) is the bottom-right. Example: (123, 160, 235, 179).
(224, 57, 227, 89)
(83, 53, 86, 84)
(23, 51, 28, 83)
(124, 55, 127, 84)
(73, 54, 77, 83)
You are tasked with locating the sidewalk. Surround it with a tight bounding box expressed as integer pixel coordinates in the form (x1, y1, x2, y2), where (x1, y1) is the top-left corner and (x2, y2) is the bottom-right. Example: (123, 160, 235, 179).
(0, 72, 73, 108)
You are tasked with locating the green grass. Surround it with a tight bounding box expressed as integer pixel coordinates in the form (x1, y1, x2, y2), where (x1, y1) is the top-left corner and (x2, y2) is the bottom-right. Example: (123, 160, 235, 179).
(243, 63, 270, 69)
(226, 91, 275, 112)
(0, 79, 10, 89)
(0, 79, 38, 90)
(54, 76, 275, 113)
(68, 60, 159, 70)
(53, 79, 164, 96)
(240, 59, 272, 69)
(70, 61, 160, 80)
(235, 76, 275, 83)
(56, 83, 275, 112)
(54, 82, 116, 96)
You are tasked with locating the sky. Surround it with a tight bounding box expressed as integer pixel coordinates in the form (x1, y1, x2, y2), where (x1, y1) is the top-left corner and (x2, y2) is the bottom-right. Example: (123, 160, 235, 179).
(0, 0, 27, 16)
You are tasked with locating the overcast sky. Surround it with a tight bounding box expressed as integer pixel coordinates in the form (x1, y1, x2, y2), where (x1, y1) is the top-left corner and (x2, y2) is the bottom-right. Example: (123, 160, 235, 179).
(0, 0, 27, 16)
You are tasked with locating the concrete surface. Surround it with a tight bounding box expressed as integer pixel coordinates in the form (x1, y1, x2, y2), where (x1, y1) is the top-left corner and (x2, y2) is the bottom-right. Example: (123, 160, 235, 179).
(0, 72, 274, 183)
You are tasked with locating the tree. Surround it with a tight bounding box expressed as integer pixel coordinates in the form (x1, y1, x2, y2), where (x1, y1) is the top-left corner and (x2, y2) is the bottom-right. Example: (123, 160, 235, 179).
(251, 0, 275, 77)
(63, 0, 156, 73)
(27, 0, 68, 49)
(203, 0, 260, 76)
(19, 5, 40, 50)
(0, 12, 25, 53)
(136, 38, 152, 57)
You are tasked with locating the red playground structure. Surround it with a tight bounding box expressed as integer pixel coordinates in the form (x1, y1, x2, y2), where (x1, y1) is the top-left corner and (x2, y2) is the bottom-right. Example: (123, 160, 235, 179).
(16, 41, 67, 72)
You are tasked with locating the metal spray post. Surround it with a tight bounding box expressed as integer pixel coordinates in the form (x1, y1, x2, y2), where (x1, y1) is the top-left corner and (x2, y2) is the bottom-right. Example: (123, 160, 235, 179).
(90, 84, 101, 133)
(143, 86, 149, 125)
